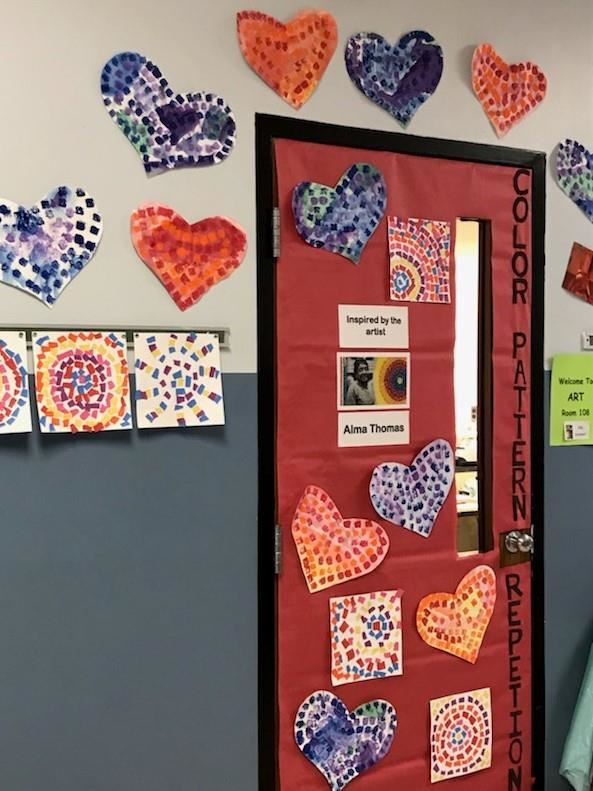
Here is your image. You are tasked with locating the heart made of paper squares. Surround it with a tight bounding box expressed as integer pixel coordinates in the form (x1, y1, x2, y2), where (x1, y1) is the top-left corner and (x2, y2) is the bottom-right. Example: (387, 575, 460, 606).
(131, 205, 247, 311)
(292, 163, 387, 263)
(295, 690, 397, 790)
(291, 485, 389, 593)
(101, 52, 236, 174)
(345, 30, 443, 127)
(236, 10, 338, 109)
(416, 565, 497, 664)
(370, 439, 454, 538)
(0, 186, 102, 307)
(556, 139, 593, 223)
(472, 43, 547, 137)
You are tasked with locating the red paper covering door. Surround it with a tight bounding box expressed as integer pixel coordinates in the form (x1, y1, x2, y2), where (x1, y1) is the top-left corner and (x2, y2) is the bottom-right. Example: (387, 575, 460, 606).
(273, 136, 533, 790)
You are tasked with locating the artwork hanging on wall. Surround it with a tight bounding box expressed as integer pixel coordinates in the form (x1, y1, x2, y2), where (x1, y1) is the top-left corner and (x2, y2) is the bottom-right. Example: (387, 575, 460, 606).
(292, 163, 387, 263)
(472, 43, 547, 137)
(101, 52, 236, 174)
(416, 565, 497, 663)
(291, 484, 389, 593)
(556, 139, 593, 223)
(134, 332, 224, 429)
(369, 440, 454, 537)
(130, 205, 247, 311)
(294, 690, 397, 789)
(0, 332, 32, 434)
(388, 216, 451, 303)
(236, 10, 338, 109)
(0, 186, 102, 307)
(344, 30, 443, 127)
(330, 590, 403, 686)
(33, 331, 132, 433)
(430, 688, 492, 782)
(562, 241, 593, 304)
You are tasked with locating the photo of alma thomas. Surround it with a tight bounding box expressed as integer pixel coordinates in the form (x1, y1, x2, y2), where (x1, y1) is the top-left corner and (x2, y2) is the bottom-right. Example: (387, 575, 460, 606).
(343, 357, 375, 406)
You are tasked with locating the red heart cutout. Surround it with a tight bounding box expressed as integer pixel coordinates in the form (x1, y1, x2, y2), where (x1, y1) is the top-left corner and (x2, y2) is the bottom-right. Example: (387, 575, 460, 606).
(291, 485, 389, 593)
(236, 10, 338, 109)
(131, 205, 247, 311)
(472, 43, 547, 136)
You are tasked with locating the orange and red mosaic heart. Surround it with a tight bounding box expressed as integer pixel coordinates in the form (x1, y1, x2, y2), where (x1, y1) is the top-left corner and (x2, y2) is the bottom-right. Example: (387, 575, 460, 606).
(236, 10, 338, 109)
(131, 205, 247, 311)
(472, 43, 547, 137)
(291, 485, 390, 593)
(416, 565, 496, 664)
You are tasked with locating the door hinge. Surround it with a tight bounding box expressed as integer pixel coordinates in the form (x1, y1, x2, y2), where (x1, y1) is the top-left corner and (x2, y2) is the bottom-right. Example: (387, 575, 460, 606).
(274, 523, 282, 574)
(272, 207, 280, 260)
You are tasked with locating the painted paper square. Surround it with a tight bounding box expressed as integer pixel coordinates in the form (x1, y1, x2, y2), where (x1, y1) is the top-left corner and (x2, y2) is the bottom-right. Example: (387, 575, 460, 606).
(430, 687, 492, 783)
(0, 332, 32, 434)
(389, 217, 451, 303)
(33, 331, 132, 433)
(134, 332, 225, 429)
(330, 590, 403, 686)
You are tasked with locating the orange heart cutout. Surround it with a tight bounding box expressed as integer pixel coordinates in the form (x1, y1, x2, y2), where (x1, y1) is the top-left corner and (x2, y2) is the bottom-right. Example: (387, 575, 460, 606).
(131, 205, 247, 311)
(416, 565, 497, 664)
(472, 43, 547, 137)
(291, 485, 389, 593)
(236, 10, 338, 109)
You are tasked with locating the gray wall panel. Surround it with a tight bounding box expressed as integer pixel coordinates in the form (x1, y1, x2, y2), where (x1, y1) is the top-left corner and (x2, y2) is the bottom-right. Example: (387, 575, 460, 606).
(0, 374, 258, 791)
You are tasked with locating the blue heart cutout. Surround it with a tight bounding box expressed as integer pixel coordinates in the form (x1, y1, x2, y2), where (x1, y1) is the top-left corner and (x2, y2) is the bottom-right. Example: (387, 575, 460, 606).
(345, 30, 444, 127)
(292, 163, 387, 264)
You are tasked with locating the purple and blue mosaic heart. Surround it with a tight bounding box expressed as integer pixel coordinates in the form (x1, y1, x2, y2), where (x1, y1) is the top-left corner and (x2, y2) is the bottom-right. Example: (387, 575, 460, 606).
(370, 439, 454, 538)
(556, 139, 593, 222)
(345, 30, 443, 127)
(295, 690, 397, 790)
(0, 186, 103, 307)
(101, 52, 236, 174)
(292, 163, 387, 264)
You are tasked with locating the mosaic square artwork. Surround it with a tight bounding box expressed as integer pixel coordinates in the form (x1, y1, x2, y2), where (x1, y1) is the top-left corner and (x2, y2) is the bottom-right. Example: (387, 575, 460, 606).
(345, 30, 443, 127)
(236, 10, 337, 109)
(33, 332, 132, 433)
(388, 216, 450, 303)
(293, 164, 387, 263)
(330, 590, 403, 686)
(562, 241, 593, 304)
(370, 440, 454, 538)
(291, 485, 389, 593)
(0, 186, 102, 307)
(556, 139, 593, 223)
(101, 52, 236, 174)
(134, 332, 224, 429)
(295, 690, 397, 790)
(430, 688, 492, 783)
(472, 43, 547, 137)
(131, 205, 247, 311)
(416, 565, 497, 664)
(0, 332, 32, 434)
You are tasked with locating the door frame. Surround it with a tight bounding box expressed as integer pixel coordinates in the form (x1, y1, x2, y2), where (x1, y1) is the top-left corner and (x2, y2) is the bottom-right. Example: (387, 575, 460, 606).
(255, 112, 546, 790)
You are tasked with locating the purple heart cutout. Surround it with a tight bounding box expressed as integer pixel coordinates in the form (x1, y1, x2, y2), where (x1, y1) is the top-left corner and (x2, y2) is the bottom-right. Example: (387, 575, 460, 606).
(345, 30, 443, 127)
(101, 52, 236, 174)
(292, 163, 387, 264)
(370, 439, 454, 538)
(295, 690, 397, 790)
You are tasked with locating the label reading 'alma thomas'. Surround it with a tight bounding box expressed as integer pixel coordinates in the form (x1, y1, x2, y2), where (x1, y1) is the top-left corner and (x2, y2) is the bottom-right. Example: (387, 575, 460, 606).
(338, 411, 410, 447)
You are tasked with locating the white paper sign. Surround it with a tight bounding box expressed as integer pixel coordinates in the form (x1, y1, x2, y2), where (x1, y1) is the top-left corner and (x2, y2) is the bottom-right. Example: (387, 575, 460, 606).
(338, 305, 409, 349)
(338, 411, 410, 447)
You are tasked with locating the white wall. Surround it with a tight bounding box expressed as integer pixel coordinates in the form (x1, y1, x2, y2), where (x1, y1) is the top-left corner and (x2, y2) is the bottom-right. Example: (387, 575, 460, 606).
(3, 0, 592, 371)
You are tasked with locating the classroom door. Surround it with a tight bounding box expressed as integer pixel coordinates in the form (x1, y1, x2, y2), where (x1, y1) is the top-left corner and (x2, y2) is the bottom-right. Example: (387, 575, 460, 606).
(257, 117, 544, 791)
